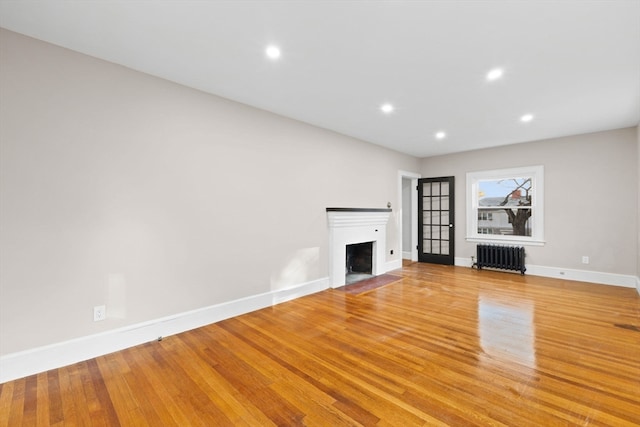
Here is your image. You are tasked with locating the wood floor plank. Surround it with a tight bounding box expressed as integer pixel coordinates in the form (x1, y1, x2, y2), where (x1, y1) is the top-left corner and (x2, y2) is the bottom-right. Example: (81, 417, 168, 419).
(1, 262, 639, 425)
(124, 343, 201, 426)
(203, 336, 306, 425)
(84, 358, 120, 427)
(66, 362, 94, 426)
(147, 343, 233, 426)
(214, 319, 381, 426)
(44, 370, 63, 426)
(232, 315, 452, 426)
(157, 331, 274, 426)
(94, 352, 139, 425)
(0, 380, 22, 427)
(34, 373, 49, 427)
(20, 375, 37, 426)
(55, 366, 78, 425)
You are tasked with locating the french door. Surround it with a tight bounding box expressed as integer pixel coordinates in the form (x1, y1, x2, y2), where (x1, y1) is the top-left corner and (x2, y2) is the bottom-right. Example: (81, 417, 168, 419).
(418, 176, 455, 265)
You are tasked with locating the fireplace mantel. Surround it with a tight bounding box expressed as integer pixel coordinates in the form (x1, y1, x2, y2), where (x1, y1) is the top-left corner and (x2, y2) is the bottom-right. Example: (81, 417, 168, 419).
(326, 208, 391, 228)
(326, 208, 391, 287)
(326, 208, 392, 212)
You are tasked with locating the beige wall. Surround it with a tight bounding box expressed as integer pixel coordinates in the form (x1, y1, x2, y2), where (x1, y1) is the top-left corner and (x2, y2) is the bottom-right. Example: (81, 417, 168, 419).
(0, 29, 419, 355)
(421, 127, 638, 275)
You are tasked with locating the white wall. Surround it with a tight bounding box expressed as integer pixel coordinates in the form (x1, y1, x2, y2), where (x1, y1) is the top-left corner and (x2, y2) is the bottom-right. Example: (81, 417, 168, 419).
(421, 128, 638, 277)
(402, 178, 412, 254)
(0, 29, 419, 357)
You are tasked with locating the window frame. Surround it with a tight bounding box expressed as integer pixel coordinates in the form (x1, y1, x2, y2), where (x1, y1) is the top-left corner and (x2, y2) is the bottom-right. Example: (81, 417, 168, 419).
(466, 165, 545, 246)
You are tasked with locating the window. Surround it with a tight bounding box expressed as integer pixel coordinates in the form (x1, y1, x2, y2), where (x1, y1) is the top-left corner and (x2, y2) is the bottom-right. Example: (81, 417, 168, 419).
(466, 166, 544, 246)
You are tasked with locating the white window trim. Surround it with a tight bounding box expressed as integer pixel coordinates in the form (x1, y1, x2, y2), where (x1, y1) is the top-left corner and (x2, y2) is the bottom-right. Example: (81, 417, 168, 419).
(466, 165, 545, 246)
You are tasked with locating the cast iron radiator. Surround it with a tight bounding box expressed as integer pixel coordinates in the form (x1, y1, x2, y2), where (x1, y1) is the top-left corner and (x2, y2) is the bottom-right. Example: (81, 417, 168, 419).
(476, 244, 526, 275)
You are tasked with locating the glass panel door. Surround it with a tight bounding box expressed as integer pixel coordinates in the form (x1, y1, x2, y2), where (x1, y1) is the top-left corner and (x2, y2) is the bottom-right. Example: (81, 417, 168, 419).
(418, 176, 455, 265)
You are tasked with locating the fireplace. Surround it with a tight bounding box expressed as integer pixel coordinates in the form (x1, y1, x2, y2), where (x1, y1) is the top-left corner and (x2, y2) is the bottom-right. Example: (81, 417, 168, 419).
(326, 208, 392, 287)
(346, 241, 374, 284)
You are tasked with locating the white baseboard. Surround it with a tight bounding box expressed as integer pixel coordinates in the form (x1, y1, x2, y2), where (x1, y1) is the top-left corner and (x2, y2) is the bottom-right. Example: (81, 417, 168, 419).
(525, 265, 636, 288)
(385, 259, 403, 272)
(455, 257, 474, 268)
(454, 257, 636, 288)
(0, 277, 329, 384)
(402, 251, 412, 260)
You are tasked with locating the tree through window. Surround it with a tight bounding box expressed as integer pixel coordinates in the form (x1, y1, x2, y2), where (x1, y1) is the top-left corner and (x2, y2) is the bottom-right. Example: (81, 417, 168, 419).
(467, 166, 544, 246)
(479, 178, 531, 236)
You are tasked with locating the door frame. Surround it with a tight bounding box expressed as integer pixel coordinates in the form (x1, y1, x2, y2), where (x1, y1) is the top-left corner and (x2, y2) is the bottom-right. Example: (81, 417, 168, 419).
(397, 170, 421, 262)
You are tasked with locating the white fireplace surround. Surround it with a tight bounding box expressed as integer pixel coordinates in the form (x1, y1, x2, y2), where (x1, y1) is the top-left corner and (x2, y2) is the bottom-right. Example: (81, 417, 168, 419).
(327, 208, 392, 287)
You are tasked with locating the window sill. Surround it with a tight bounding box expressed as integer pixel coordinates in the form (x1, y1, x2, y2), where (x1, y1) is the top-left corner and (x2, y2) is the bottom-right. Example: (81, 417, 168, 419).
(466, 236, 546, 247)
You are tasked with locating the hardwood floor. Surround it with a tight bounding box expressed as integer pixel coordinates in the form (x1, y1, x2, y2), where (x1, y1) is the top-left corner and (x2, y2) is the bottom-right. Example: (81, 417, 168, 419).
(2, 262, 639, 426)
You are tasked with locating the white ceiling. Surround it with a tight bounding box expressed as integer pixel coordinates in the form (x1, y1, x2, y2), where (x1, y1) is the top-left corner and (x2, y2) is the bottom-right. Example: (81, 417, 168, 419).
(1, 0, 639, 157)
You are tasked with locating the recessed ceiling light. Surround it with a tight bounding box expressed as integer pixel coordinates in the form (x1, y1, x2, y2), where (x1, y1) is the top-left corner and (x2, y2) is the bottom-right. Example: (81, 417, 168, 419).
(520, 114, 534, 122)
(265, 45, 281, 60)
(486, 68, 504, 81)
(435, 131, 446, 140)
(380, 103, 394, 114)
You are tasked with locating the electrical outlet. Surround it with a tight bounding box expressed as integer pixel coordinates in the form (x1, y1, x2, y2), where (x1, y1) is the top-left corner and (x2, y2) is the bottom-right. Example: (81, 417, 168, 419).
(582, 256, 589, 264)
(94, 305, 106, 322)
(390, 249, 394, 255)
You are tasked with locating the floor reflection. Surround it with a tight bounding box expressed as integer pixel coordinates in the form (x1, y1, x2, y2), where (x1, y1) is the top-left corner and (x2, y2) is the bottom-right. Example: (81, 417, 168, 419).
(478, 296, 536, 368)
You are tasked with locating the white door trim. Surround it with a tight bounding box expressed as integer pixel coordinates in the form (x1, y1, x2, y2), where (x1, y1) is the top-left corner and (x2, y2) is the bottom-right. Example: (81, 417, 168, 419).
(398, 170, 421, 262)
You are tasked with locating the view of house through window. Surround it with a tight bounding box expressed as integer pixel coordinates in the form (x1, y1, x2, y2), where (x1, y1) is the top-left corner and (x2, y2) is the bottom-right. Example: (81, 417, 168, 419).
(467, 166, 544, 246)
(478, 177, 532, 236)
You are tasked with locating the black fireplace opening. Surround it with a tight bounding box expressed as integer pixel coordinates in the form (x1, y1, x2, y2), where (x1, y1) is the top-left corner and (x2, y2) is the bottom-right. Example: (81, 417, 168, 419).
(345, 241, 374, 284)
